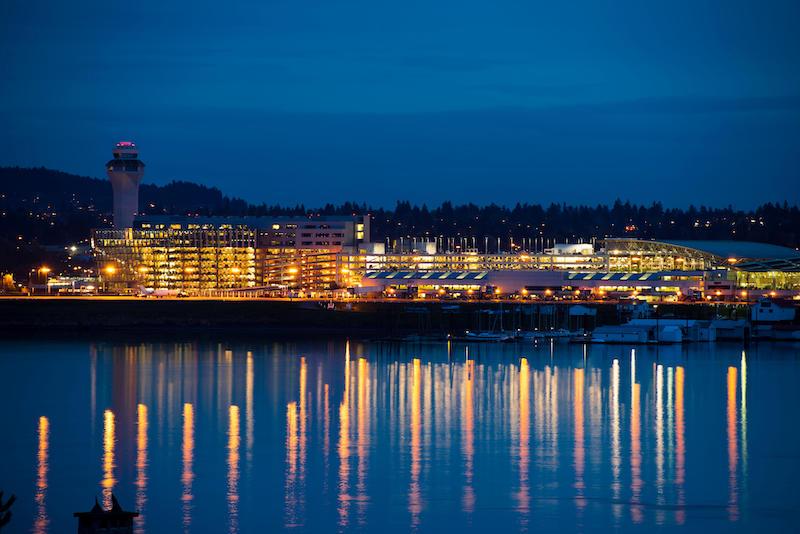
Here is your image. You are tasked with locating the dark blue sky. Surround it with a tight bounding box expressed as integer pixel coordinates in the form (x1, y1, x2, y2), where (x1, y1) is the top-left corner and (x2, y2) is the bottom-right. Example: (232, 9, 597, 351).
(1, 0, 798, 208)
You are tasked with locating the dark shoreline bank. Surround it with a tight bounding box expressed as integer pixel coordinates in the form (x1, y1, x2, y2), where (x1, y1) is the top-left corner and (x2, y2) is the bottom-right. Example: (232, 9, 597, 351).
(0, 298, 746, 335)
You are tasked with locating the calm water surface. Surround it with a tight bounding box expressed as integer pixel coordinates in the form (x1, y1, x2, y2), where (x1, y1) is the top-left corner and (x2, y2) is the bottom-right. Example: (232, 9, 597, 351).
(1, 338, 799, 533)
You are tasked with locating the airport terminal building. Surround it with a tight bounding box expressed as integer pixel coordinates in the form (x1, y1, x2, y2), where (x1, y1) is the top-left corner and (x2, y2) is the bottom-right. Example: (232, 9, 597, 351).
(356, 239, 800, 300)
(92, 141, 800, 299)
(93, 219, 800, 299)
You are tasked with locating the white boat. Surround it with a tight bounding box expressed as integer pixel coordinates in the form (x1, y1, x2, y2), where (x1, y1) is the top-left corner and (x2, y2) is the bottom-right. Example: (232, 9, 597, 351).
(520, 328, 576, 340)
(462, 331, 516, 342)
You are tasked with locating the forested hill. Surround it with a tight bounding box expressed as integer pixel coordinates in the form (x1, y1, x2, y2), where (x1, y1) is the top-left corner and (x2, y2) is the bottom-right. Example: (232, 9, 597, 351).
(0, 166, 250, 216)
(1, 166, 799, 276)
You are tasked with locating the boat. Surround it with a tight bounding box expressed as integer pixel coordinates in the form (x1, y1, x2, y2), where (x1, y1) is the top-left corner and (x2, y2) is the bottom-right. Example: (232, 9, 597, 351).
(519, 328, 577, 340)
(457, 330, 516, 342)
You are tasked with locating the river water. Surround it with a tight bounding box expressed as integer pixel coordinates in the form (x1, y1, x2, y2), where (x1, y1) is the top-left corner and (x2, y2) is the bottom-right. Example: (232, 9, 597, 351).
(1, 337, 799, 533)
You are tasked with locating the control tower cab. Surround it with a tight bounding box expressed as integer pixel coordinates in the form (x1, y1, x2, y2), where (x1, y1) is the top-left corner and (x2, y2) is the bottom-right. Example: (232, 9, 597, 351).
(106, 141, 145, 229)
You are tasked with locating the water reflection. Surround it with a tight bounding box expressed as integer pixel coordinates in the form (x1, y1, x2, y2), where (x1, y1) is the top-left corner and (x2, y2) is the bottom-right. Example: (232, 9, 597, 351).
(101, 409, 116, 509)
(740, 351, 748, 490)
(135, 404, 148, 534)
(299, 356, 307, 515)
(409, 358, 422, 528)
(228, 405, 240, 534)
(337, 341, 351, 528)
(285, 356, 308, 528)
(727, 366, 739, 521)
(573, 367, 585, 512)
(655, 364, 665, 524)
(246, 352, 254, 465)
(356, 357, 369, 525)
(285, 401, 298, 527)
(462, 359, 475, 514)
(182, 403, 194, 532)
(7, 339, 772, 532)
(33, 415, 49, 534)
(323, 383, 330, 493)
(630, 350, 642, 523)
(610, 359, 621, 521)
(517, 358, 530, 525)
(676, 366, 685, 525)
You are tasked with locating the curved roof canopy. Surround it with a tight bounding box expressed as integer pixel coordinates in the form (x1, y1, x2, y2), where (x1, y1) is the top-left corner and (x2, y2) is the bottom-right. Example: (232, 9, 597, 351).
(662, 240, 800, 261)
(604, 238, 800, 272)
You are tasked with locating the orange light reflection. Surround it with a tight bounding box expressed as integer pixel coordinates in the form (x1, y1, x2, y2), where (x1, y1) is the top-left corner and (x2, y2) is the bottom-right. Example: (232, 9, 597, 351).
(727, 367, 739, 521)
(462, 359, 475, 513)
(409, 358, 422, 528)
(337, 342, 351, 527)
(227, 405, 240, 534)
(101, 409, 116, 509)
(675, 366, 685, 524)
(610, 359, 621, 521)
(33, 416, 49, 534)
(135, 404, 148, 534)
(182, 403, 194, 533)
(285, 401, 298, 527)
(518, 358, 530, 524)
(573, 368, 585, 510)
(356, 358, 369, 524)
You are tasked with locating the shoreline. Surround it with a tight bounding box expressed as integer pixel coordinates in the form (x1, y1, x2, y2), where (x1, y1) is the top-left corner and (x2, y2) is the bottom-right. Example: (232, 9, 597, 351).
(0, 296, 758, 334)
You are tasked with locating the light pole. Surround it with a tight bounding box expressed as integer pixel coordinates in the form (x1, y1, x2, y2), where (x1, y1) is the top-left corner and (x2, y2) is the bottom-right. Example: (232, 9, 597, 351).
(653, 304, 659, 344)
(36, 266, 51, 295)
(103, 265, 116, 294)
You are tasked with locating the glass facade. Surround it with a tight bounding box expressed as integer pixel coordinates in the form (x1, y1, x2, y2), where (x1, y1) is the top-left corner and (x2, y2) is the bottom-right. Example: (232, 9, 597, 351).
(93, 227, 257, 292)
(92, 216, 370, 294)
(258, 248, 342, 292)
(604, 239, 712, 272)
(735, 271, 800, 290)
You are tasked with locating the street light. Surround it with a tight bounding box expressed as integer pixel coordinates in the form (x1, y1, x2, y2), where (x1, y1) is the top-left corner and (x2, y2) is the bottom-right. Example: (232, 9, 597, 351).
(102, 265, 116, 294)
(33, 266, 51, 295)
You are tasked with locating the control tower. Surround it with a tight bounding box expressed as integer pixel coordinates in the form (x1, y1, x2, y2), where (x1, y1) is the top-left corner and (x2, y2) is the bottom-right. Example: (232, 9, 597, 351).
(106, 141, 145, 229)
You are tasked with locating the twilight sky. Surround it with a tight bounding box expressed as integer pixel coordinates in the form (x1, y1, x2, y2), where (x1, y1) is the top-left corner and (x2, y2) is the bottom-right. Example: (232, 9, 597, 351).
(1, 0, 798, 208)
